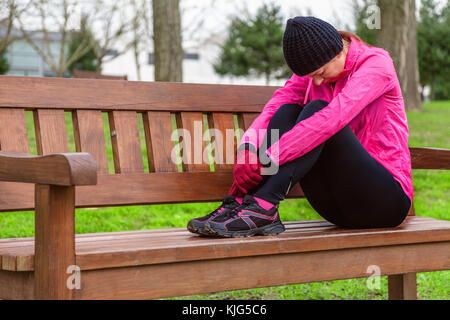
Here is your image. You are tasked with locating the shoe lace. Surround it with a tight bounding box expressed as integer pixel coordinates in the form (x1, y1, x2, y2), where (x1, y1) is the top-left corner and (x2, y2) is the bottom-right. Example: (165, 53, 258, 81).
(209, 196, 240, 218)
(222, 197, 253, 219)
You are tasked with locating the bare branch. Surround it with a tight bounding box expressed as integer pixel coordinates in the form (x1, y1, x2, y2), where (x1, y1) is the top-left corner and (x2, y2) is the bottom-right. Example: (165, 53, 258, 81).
(37, 0, 57, 68)
(14, 10, 59, 72)
(0, 0, 34, 54)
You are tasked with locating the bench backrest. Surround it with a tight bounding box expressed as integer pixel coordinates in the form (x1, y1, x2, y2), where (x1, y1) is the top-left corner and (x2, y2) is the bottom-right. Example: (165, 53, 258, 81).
(72, 70, 128, 80)
(0, 76, 274, 212)
(0, 76, 447, 215)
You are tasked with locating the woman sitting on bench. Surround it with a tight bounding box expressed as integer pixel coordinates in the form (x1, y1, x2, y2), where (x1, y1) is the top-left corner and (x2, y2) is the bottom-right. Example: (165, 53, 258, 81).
(188, 16, 413, 238)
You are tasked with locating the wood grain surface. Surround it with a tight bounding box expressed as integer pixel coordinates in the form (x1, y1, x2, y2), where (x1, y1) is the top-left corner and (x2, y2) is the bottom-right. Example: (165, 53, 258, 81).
(0, 75, 278, 112)
(1, 216, 448, 272)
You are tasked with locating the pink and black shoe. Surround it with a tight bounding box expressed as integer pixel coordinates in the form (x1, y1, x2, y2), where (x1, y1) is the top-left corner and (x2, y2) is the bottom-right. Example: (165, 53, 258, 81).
(187, 195, 241, 235)
(204, 194, 285, 238)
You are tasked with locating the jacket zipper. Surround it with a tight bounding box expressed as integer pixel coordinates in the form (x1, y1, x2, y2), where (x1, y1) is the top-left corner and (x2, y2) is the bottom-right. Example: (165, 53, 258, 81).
(328, 81, 335, 99)
(303, 78, 313, 105)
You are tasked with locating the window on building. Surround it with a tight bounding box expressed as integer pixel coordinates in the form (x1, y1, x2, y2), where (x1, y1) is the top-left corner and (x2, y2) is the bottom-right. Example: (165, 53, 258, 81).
(148, 53, 199, 65)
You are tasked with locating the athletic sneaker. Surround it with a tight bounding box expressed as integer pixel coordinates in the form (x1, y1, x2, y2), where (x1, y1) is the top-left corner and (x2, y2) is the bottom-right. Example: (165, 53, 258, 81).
(187, 195, 241, 235)
(204, 194, 285, 238)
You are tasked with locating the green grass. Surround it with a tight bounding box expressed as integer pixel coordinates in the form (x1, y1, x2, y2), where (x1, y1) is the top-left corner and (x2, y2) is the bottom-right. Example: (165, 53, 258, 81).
(0, 101, 449, 300)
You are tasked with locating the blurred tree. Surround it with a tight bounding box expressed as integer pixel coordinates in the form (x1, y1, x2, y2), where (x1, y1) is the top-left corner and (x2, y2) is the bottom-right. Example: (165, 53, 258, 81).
(0, 52, 10, 75)
(0, 0, 16, 62)
(417, 0, 450, 100)
(213, 3, 290, 85)
(434, 2, 450, 100)
(152, 0, 183, 82)
(129, 0, 152, 81)
(377, 0, 422, 111)
(0, 0, 28, 54)
(180, 0, 219, 50)
(351, 0, 378, 46)
(12, 0, 89, 77)
(12, 0, 139, 77)
(67, 13, 99, 74)
(67, 0, 145, 76)
(0, 0, 33, 74)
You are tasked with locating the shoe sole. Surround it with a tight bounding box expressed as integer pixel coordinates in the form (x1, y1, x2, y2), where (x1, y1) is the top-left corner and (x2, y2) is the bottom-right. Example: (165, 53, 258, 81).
(187, 221, 210, 236)
(203, 221, 285, 238)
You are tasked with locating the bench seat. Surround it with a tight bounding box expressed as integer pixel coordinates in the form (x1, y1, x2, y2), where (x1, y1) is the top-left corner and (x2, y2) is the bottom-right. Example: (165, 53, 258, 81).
(1, 216, 449, 299)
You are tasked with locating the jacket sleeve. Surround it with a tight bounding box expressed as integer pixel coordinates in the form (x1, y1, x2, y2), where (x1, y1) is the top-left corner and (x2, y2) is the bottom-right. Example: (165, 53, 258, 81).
(238, 73, 310, 151)
(266, 53, 397, 166)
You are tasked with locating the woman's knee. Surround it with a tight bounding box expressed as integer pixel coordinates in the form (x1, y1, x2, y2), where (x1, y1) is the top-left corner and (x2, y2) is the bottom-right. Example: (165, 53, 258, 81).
(339, 194, 411, 229)
(268, 104, 302, 129)
(297, 99, 329, 122)
(381, 195, 410, 228)
(260, 104, 302, 154)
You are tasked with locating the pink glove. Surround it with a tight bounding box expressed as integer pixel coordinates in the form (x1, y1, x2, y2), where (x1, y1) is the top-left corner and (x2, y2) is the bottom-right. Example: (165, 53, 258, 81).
(229, 180, 246, 197)
(233, 149, 263, 191)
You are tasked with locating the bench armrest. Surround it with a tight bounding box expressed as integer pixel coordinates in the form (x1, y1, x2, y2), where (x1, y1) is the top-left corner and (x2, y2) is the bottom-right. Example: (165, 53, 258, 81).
(410, 147, 450, 169)
(0, 151, 97, 186)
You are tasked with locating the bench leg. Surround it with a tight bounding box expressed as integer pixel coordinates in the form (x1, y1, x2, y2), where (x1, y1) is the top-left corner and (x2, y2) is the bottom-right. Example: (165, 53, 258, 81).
(34, 184, 76, 300)
(388, 273, 417, 300)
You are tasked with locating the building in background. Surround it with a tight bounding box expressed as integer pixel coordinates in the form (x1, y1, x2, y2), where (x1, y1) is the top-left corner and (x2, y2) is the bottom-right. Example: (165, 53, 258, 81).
(1, 25, 284, 85)
(101, 39, 285, 86)
(0, 26, 119, 79)
(1, 26, 68, 77)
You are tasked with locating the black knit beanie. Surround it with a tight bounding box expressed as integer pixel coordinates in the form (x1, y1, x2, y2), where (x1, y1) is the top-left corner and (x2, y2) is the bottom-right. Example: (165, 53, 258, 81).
(283, 16, 343, 76)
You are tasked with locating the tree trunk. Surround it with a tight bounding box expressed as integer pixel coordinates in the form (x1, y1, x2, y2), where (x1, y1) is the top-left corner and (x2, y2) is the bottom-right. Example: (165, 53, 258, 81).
(377, 0, 423, 111)
(405, 0, 422, 110)
(430, 77, 436, 101)
(265, 73, 271, 86)
(152, 0, 183, 82)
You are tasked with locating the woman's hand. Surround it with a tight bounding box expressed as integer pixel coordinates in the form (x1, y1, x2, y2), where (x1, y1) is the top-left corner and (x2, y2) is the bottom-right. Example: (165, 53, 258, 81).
(229, 180, 246, 197)
(233, 149, 263, 192)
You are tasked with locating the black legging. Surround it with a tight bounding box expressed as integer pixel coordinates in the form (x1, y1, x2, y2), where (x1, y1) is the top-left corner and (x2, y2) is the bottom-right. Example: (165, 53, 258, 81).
(248, 99, 411, 229)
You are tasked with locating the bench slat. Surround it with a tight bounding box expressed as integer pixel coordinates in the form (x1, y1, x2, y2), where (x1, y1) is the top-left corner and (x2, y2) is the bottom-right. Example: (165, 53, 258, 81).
(238, 112, 260, 131)
(76, 241, 449, 300)
(176, 112, 210, 172)
(34, 109, 69, 154)
(0, 218, 438, 249)
(0, 172, 304, 212)
(0, 109, 32, 209)
(0, 220, 336, 249)
(142, 111, 178, 172)
(73, 110, 109, 175)
(207, 112, 236, 171)
(4, 241, 447, 300)
(108, 111, 144, 173)
(0, 108, 30, 153)
(1, 216, 449, 271)
(410, 147, 450, 170)
(0, 76, 276, 113)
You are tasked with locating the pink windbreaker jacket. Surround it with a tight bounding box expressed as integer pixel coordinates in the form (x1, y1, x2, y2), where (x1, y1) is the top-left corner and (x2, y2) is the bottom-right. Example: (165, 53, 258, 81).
(239, 36, 414, 204)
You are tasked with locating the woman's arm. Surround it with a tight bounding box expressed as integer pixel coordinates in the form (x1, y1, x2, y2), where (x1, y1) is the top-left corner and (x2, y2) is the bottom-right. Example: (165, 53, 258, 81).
(265, 52, 397, 166)
(238, 73, 310, 152)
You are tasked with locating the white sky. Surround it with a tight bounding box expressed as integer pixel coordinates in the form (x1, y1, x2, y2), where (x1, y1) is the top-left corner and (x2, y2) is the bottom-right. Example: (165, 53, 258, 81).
(18, 0, 446, 52)
(181, 0, 356, 50)
(184, 0, 355, 28)
(180, 0, 447, 50)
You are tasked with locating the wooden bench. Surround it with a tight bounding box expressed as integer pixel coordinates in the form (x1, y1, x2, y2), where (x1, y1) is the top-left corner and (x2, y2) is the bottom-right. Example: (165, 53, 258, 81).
(72, 69, 128, 80)
(0, 75, 449, 300)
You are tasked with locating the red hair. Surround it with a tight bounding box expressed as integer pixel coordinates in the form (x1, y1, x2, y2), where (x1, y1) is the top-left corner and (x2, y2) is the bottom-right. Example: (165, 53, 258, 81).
(338, 31, 372, 47)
